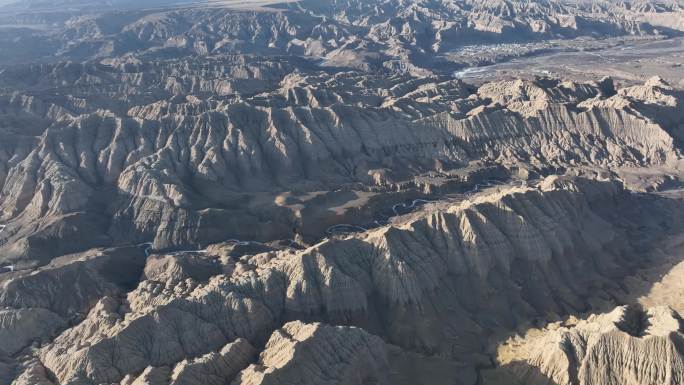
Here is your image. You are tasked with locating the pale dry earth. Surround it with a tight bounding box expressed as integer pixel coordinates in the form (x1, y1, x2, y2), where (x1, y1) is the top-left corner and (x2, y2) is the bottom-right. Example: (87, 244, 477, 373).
(2, 1, 684, 385)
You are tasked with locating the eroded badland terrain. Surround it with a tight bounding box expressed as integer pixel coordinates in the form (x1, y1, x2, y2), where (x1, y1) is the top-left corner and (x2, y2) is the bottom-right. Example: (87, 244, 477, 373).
(3, 1, 684, 385)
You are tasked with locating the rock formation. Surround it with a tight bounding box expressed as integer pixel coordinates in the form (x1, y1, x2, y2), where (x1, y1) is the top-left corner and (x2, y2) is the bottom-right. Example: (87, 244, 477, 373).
(2, 1, 684, 385)
(2, 0, 684, 70)
(234, 322, 389, 385)
(0, 176, 674, 385)
(1, 70, 683, 263)
(485, 305, 684, 385)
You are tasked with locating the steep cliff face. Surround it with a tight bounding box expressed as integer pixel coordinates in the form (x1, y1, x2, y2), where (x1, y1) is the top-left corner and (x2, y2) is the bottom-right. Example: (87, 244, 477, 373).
(0, 246, 146, 365)
(120, 338, 257, 385)
(0, 73, 681, 261)
(14, 176, 679, 385)
(486, 305, 684, 385)
(233, 321, 389, 385)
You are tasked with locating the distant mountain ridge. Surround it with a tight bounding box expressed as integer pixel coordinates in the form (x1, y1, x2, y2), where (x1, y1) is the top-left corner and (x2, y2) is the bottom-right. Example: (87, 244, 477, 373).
(2, 0, 684, 69)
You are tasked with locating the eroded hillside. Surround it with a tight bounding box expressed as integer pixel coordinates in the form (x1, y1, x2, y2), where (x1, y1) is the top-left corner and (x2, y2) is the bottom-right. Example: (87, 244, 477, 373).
(2, 1, 684, 385)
